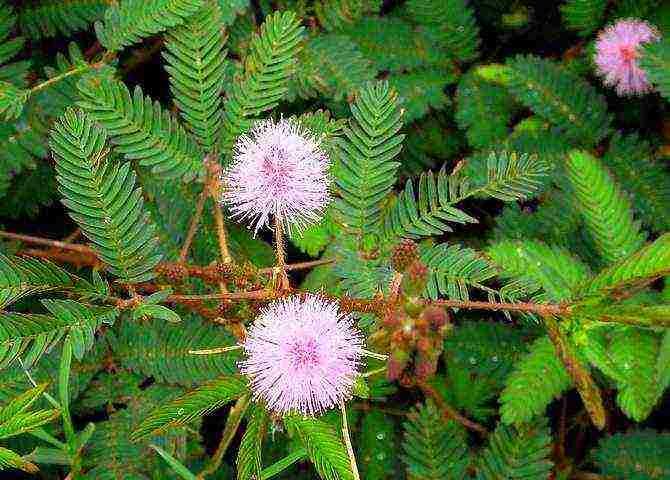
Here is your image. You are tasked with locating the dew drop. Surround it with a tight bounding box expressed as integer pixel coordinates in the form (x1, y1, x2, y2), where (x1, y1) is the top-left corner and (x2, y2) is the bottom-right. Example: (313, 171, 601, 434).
(376, 432, 385, 440)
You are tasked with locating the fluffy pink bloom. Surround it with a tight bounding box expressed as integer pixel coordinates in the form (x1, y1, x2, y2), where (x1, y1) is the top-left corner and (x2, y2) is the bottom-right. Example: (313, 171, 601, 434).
(594, 19, 661, 96)
(239, 295, 364, 416)
(221, 118, 331, 234)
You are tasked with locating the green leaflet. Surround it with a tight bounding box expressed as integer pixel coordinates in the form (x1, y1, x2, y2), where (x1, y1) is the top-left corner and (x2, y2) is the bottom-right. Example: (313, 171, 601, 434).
(560, 0, 608, 37)
(334, 81, 404, 238)
(401, 401, 469, 480)
(287, 415, 355, 480)
(163, 2, 228, 152)
(358, 411, 398, 480)
(499, 336, 572, 425)
(236, 404, 268, 480)
(405, 0, 481, 63)
(220, 10, 305, 156)
(477, 419, 553, 479)
(19, 0, 107, 39)
(505, 55, 611, 146)
(95, 0, 206, 52)
(77, 76, 205, 181)
(641, 38, 670, 102)
(131, 375, 248, 441)
(384, 151, 549, 241)
(593, 430, 670, 480)
(50, 108, 163, 283)
(566, 150, 647, 265)
(486, 239, 591, 302)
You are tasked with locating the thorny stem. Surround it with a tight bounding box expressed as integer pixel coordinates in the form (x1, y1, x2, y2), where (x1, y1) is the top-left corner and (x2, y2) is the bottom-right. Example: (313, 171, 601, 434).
(206, 158, 232, 265)
(273, 215, 290, 291)
(168, 289, 273, 302)
(179, 187, 208, 261)
(427, 298, 570, 316)
(212, 200, 232, 265)
(197, 394, 251, 480)
(419, 382, 489, 436)
(340, 401, 361, 480)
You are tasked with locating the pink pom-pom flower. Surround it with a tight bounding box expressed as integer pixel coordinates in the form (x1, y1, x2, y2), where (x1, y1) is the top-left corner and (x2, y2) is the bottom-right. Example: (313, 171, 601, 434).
(239, 295, 364, 416)
(594, 18, 661, 96)
(221, 118, 331, 234)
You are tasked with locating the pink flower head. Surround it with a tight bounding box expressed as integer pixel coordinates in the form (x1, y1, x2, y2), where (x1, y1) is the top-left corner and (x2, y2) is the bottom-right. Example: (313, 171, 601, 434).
(239, 295, 364, 416)
(221, 118, 331, 234)
(594, 19, 661, 96)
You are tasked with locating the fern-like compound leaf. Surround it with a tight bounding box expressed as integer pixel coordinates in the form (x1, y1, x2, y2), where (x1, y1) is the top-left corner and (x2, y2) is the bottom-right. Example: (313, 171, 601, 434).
(286, 415, 355, 480)
(585, 233, 670, 295)
(421, 243, 498, 301)
(0, 384, 59, 473)
(560, 0, 608, 37)
(18, 0, 107, 40)
(383, 166, 477, 240)
(290, 34, 375, 102)
(499, 335, 572, 424)
(358, 410, 398, 480)
(0, 255, 78, 309)
(313, 0, 381, 31)
(608, 327, 664, 421)
(0, 2, 30, 88)
(603, 133, 670, 232)
(506, 55, 611, 145)
(50, 108, 163, 283)
(455, 70, 517, 149)
(477, 419, 553, 479)
(641, 39, 670, 102)
(163, 2, 228, 152)
(109, 316, 239, 387)
(95, 0, 206, 52)
(220, 11, 305, 155)
(236, 404, 268, 480)
(77, 76, 204, 181)
(384, 151, 548, 240)
(487, 239, 591, 302)
(405, 0, 481, 63)
(593, 430, 670, 479)
(0, 302, 111, 371)
(334, 81, 404, 237)
(0, 80, 28, 120)
(401, 401, 469, 480)
(566, 150, 646, 265)
(131, 374, 248, 441)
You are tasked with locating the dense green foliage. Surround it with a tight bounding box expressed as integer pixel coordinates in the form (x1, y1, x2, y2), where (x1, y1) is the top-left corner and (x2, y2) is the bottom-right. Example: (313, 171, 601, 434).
(0, 0, 669, 479)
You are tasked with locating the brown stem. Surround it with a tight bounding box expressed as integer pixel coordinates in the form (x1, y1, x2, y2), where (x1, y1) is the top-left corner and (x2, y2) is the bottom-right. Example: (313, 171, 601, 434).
(544, 315, 607, 430)
(179, 188, 208, 261)
(0, 231, 94, 254)
(258, 257, 334, 274)
(419, 382, 489, 436)
(427, 298, 569, 316)
(167, 289, 274, 302)
(212, 201, 232, 265)
(273, 215, 290, 291)
(197, 394, 250, 480)
(62, 228, 82, 243)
